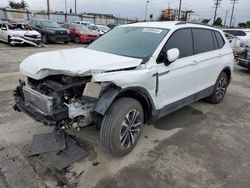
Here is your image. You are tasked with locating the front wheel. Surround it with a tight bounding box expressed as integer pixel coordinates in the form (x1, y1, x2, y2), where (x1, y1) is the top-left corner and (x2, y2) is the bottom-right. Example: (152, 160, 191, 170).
(41, 34, 48, 44)
(206, 72, 229, 104)
(100, 98, 144, 157)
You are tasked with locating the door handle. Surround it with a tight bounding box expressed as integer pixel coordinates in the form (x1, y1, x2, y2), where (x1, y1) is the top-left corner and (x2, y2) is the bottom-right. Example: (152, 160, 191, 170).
(191, 60, 199, 65)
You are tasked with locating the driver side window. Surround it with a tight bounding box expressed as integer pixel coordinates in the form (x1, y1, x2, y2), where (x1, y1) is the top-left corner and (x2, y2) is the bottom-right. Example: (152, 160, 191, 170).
(157, 28, 193, 63)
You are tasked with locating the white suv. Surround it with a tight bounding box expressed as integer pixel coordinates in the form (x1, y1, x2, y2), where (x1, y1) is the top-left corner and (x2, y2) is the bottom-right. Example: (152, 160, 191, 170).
(14, 21, 234, 157)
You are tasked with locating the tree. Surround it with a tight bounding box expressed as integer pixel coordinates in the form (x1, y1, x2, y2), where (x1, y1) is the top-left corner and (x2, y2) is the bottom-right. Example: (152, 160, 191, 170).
(213, 17, 222, 26)
(238, 21, 250, 28)
(8, 0, 28, 9)
(201, 19, 211, 24)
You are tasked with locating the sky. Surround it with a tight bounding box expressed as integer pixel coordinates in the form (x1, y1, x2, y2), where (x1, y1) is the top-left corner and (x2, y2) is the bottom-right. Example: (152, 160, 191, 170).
(0, 0, 249, 24)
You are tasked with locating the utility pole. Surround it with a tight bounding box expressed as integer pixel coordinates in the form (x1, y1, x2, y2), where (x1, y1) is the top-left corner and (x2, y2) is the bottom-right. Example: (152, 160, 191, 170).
(46, 0, 50, 20)
(65, 0, 67, 13)
(229, 0, 238, 27)
(144, 0, 149, 21)
(224, 10, 228, 27)
(75, 0, 77, 14)
(213, 0, 222, 24)
(177, 0, 182, 20)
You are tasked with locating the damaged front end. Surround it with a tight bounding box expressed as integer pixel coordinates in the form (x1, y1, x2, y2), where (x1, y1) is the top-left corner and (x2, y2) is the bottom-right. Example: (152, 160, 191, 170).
(10, 34, 43, 47)
(13, 75, 116, 130)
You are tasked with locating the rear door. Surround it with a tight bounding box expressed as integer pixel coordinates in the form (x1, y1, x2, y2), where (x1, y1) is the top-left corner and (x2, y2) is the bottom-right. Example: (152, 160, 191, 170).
(191, 28, 226, 98)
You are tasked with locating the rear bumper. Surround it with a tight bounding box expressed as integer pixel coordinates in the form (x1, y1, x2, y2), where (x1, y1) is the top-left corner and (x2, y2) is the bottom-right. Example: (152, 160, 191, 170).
(238, 58, 250, 69)
(13, 82, 68, 125)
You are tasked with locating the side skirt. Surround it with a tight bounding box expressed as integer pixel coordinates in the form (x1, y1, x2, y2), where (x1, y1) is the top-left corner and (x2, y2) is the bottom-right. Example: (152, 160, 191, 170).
(155, 85, 215, 120)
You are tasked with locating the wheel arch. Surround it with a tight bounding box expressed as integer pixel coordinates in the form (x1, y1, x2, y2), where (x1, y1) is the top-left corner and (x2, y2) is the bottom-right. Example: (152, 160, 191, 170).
(93, 85, 156, 125)
(222, 66, 232, 83)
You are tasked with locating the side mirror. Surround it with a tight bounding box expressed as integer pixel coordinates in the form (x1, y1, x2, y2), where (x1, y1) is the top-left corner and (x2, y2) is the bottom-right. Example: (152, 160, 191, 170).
(165, 48, 180, 65)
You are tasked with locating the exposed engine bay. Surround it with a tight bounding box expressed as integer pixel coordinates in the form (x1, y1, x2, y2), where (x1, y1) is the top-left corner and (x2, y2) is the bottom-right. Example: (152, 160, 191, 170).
(13, 75, 111, 130)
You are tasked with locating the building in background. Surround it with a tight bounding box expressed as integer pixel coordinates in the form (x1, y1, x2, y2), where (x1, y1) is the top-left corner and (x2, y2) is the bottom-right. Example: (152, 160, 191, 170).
(159, 7, 200, 22)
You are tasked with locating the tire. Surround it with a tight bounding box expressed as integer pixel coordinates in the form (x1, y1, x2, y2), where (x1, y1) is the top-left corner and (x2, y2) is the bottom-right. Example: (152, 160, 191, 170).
(206, 72, 229, 104)
(41, 34, 48, 44)
(74, 36, 80, 44)
(64, 41, 69, 44)
(7, 36, 12, 44)
(100, 97, 144, 157)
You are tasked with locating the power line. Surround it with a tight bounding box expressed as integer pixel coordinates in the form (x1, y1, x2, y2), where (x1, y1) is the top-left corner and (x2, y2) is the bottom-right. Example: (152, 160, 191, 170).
(213, 0, 222, 23)
(229, 0, 238, 27)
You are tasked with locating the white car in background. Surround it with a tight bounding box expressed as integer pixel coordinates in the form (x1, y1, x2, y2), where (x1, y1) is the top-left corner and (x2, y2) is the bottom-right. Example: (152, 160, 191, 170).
(88, 24, 110, 35)
(14, 21, 234, 157)
(0, 21, 42, 46)
(73, 21, 93, 26)
(223, 29, 250, 47)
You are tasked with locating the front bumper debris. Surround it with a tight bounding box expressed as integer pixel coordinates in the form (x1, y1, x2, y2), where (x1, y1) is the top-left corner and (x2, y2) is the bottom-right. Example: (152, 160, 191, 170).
(13, 80, 68, 125)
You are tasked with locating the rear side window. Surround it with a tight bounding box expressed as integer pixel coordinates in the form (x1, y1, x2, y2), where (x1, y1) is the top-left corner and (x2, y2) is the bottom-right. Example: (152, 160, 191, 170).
(192, 29, 214, 54)
(214, 31, 225, 48)
(164, 28, 193, 58)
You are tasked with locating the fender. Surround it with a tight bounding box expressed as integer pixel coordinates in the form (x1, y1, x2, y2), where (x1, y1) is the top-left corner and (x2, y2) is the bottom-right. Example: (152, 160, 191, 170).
(93, 85, 157, 124)
(93, 86, 121, 115)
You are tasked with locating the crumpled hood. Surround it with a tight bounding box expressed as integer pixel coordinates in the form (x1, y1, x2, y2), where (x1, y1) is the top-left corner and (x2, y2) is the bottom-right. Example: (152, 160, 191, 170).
(19, 48, 142, 80)
(9, 30, 40, 36)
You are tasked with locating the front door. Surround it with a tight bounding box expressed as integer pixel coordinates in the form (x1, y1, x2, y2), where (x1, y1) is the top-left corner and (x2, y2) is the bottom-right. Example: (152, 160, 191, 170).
(155, 28, 199, 117)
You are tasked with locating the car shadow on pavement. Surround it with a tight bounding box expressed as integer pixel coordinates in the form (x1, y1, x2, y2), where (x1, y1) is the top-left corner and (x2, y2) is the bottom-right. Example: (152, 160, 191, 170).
(153, 106, 207, 131)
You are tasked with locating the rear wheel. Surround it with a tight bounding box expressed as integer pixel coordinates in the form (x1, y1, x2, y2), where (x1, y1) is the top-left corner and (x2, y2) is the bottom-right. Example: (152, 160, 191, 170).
(74, 36, 80, 44)
(206, 72, 228, 104)
(100, 98, 144, 157)
(42, 34, 48, 44)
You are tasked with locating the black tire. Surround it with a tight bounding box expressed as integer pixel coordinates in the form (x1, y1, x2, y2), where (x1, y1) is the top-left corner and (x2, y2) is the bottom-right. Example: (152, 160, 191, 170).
(206, 72, 229, 104)
(7, 36, 12, 45)
(74, 36, 80, 44)
(41, 34, 48, 44)
(100, 97, 144, 157)
(64, 41, 69, 44)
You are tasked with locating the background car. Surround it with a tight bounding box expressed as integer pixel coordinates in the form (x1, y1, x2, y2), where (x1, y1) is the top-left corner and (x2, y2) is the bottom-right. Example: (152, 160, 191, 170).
(0, 21, 41, 46)
(87, 24, 110, 35)
(73, 21, 93, 27)
(30, 19, 69, 44)
(62, 23, 99, 43)
(223, 29, 250, 46)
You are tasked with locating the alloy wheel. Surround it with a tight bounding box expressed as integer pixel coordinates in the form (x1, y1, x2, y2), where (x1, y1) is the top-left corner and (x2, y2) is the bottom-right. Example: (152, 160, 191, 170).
(216, 77, 227, 100)
(120, 109, 142, 148)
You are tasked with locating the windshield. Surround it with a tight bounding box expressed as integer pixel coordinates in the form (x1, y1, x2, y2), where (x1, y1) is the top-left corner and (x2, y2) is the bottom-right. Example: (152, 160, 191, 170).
(8, 23, 32, 30)
(88, 27, 169, 58)
(97, 25, 110, 32)
(41, 21, 60, 28)
(73, 24, 90, 32)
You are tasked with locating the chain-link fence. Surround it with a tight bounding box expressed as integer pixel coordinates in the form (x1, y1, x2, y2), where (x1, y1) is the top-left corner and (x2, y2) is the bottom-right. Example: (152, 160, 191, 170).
(0, 8, 137, 25)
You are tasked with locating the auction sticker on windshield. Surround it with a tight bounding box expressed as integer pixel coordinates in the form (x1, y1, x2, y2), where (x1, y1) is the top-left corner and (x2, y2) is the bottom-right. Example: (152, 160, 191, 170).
(142, 28, 163, 34)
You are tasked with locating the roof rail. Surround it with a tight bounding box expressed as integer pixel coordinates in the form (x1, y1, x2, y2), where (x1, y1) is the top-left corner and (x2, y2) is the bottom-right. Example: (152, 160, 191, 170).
(175, 21, 215, 27)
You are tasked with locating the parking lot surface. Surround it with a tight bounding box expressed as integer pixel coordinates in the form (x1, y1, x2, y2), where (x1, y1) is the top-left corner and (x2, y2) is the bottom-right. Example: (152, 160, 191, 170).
(0, 42, 250, 188)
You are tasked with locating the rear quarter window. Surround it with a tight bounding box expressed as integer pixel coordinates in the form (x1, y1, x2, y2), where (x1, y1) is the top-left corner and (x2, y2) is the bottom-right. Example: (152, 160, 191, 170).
(214, 31, 225, 48)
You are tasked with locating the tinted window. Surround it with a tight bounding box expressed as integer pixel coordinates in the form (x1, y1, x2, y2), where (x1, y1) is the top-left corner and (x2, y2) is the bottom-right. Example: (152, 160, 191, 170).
(193, 29, 214, 54)
(164, 28, 193, 58)
(211, 31, 219, 49)
(63, 24, 69, 29)
(214, 31, 225, 48)
(237, 30, 246, 36)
